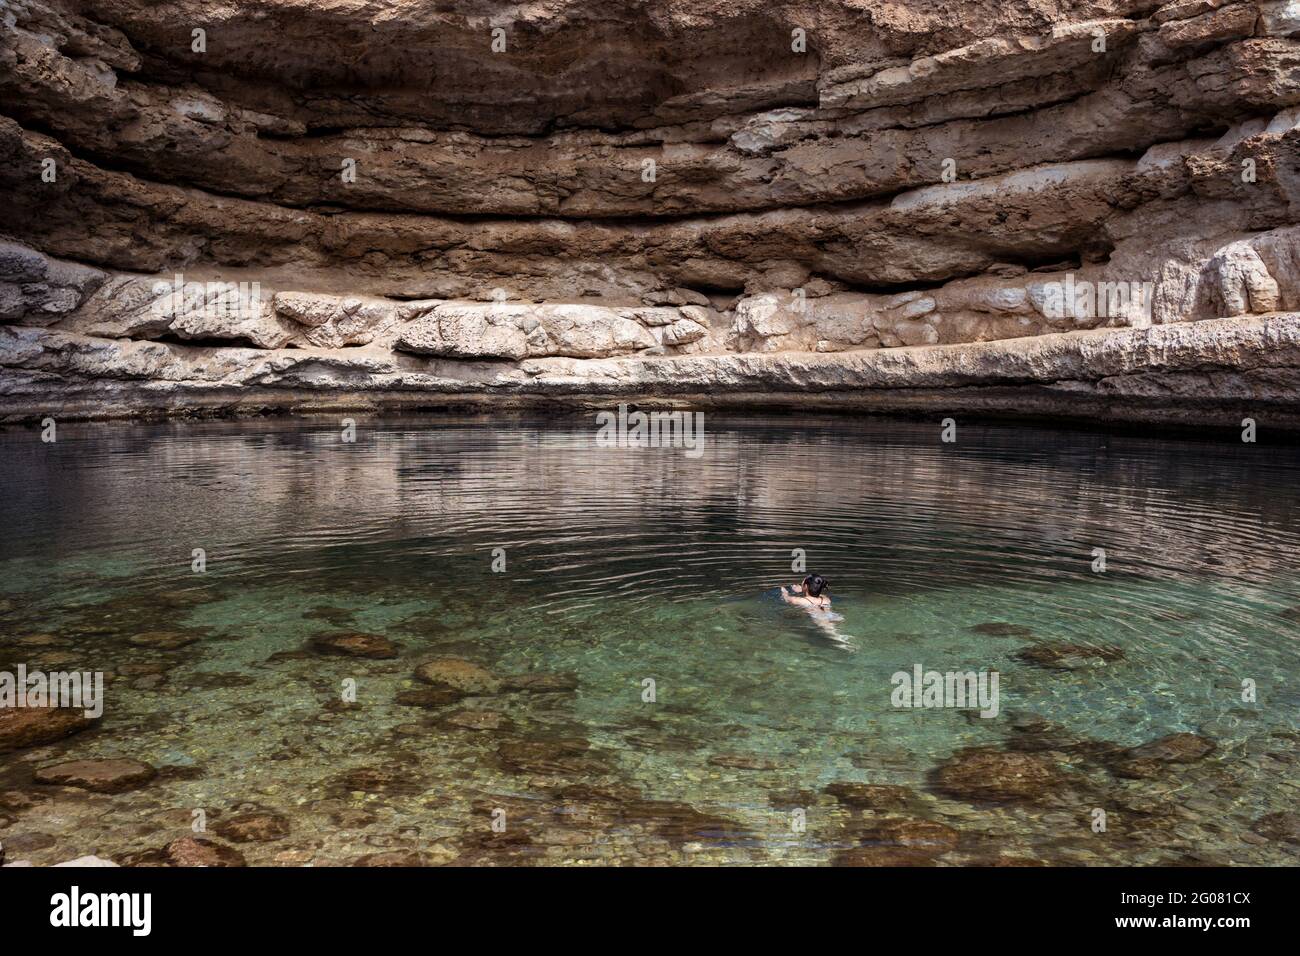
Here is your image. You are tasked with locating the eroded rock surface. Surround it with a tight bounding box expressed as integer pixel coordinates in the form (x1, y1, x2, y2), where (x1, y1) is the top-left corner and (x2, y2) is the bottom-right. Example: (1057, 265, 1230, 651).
(0, 1, 1298, 424)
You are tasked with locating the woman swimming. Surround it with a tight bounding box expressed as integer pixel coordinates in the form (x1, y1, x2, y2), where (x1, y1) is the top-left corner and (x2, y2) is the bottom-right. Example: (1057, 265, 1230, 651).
(781, 574, 853, 647)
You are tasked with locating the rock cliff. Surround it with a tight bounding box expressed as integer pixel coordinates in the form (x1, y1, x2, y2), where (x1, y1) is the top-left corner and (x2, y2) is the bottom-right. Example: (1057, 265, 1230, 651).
(2, 0, 1300, 426)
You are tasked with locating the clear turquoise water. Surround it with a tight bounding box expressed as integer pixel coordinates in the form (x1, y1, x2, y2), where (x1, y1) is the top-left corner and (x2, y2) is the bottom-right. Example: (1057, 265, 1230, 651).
(1, 415, 1297, 865)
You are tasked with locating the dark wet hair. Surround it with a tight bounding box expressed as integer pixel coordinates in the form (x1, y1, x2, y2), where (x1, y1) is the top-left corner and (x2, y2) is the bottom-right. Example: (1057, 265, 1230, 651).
(802, 574, 829, 597)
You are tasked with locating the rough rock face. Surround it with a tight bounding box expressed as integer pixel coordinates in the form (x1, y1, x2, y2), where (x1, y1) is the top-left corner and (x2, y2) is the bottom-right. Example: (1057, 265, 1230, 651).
(2, 1, 1300, 424)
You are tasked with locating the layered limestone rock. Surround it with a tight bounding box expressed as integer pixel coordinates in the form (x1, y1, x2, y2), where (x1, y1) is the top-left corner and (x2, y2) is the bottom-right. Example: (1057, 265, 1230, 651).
(5, 313, 1300, 427)
(2, 0, 1300, 425)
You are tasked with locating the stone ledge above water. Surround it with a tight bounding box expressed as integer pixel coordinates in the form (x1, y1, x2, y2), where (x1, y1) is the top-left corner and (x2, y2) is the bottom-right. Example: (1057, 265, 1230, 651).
(3, 313, 1299, 429)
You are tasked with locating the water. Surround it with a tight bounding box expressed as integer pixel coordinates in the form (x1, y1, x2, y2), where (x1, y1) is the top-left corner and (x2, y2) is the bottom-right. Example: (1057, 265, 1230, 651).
(1, 414, 1298, 866)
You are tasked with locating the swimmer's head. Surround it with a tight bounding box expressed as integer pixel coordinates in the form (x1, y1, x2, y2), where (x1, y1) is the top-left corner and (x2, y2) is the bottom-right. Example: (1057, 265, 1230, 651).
(802, 574, 829, 597)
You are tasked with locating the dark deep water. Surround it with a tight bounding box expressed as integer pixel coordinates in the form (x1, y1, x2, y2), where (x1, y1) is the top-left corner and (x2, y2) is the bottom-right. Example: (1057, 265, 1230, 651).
(1, 414, 1298, 865)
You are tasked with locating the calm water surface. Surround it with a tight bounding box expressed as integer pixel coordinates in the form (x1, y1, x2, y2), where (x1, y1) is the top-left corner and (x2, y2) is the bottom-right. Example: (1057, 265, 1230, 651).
(1, 415, 1298, 865)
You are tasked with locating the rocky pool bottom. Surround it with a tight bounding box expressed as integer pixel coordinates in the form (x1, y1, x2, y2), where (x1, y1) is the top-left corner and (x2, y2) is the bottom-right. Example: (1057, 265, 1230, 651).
(0, 415, 1298, 866)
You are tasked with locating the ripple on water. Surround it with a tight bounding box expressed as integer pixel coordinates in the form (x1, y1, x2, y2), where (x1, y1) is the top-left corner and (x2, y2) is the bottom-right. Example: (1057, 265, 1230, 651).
(0, 415, 1298, 866)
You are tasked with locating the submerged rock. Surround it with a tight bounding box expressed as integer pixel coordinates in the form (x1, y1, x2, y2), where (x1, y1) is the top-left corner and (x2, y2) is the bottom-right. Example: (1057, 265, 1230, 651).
(266, 649, 315, 663)
(707, 753, 779, 771)
(1128, 732, 1217, 762)
(336, 763, 422, 795)
(647, 803, 753, 845)
(767, 789, 818, 810)
(824, 782, 915, 810)
(442, 709, 509, 731)
(162, 837, 247, 867)
(414, 657, 501, 695)
(303, 605, 357, 625)
(984, 855, 1049, 867)
(184, 672, 257, 690)
(310, 632, 401, 659)
(14, 633, 63, 647)
(214, 810, 291, 843)
(970, 622, 1035, 637)
(34, 758, 157, 793)
(1002, 712, 1120, 760)
(351, 850, 436, 866)
(1110, 733, 1216, 779)
(1015, 641, 1125, 670)
(856, 817, 960, 851)
(496, 737, 605, 776)
(932, 748, 1065, 803)
(1251, 812, 1300, 845)
(0, 707, 98, 754)
(831, 846, 938, 866)
(329, 807, 378, 828)
(502, 672, 580, 694)
(128, 630, 198, 650)
(395, 687, 465, 709)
